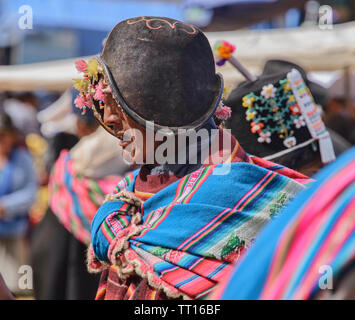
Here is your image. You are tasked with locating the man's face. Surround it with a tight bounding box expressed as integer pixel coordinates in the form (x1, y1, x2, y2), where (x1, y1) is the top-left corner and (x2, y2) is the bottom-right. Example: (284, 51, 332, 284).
(102, 92, 148, 163)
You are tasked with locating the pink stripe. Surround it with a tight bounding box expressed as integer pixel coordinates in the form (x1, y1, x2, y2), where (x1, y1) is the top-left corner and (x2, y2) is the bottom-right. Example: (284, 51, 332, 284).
(284, 163, 355, 256)
(294, 199, 355, 299)
(294, 178, 313, 185)
(183, 167, 214, 203)
(261, 205, 332, 299)
(238, 172, 276, 211)
(261, 163, 355, 299)
(177, 209, 230, 251)
(137, 169, 211, 238)
(100, 223, 114, 243)
(232, 171, 273, 211)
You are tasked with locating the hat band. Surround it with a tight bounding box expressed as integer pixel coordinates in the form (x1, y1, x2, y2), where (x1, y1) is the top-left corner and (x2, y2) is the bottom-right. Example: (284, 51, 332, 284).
(263, 138, 317, 161)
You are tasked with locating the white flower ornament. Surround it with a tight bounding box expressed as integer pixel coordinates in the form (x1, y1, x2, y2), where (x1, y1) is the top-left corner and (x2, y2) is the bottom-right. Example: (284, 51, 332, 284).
(257, 131, 271, 144)
(261, 84, 276, 99)
(294, 116, 306, 129)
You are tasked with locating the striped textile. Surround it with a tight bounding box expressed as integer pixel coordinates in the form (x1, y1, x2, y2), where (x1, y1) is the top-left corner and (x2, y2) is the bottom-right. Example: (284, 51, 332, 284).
(216, 146, 355, 300)
(94, 267, 168, 300)
(89, 148, 309, 299)
(49, 150, 122, 245)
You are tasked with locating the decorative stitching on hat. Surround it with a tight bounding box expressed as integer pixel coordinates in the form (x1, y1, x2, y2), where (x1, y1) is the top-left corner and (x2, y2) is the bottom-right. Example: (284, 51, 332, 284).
(126, 17, 197, 35)
(243, 77, 307, 149)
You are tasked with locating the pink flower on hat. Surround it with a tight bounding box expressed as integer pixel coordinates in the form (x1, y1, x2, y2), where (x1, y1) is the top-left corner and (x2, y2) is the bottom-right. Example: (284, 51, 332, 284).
(74, 94, 85, 109)
(75, 59, 88, 73)
(215, 103, 232, 121)
(93, 80, 107, 102)
(84, 93, 93, 108)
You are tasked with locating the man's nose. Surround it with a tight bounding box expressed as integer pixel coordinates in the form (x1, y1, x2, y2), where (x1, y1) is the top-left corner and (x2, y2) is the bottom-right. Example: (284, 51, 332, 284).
(103, 103, 120, 127)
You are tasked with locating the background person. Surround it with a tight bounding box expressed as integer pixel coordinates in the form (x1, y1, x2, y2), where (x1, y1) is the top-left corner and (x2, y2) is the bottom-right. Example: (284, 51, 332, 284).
(0, 113, 37, 295)
(225, 59, 350, 176)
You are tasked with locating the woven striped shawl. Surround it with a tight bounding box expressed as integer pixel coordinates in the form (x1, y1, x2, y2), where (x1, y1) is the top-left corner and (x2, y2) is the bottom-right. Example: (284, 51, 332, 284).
(88, 153, 310, 299)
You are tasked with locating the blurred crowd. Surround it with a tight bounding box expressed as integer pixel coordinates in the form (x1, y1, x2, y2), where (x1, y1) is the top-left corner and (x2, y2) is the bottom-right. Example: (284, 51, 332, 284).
(0, 90, 131, 298)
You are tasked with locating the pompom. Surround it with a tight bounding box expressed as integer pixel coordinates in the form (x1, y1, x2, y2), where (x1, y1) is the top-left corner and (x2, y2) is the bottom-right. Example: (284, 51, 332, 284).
(73, 78, 89, 92)
(74, 94, 85, 109)
(215, 103, 232, 121)
(87, 58, 99, 80)
(222, 40, 236, 52)
(93, 80, 107, 102)
(84, 93, 93, 108)
(75, 59, 88, 73)
(214, 40, 236, 61)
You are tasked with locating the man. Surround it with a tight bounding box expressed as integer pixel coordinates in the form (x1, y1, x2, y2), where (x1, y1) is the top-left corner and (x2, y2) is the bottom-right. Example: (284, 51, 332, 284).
(0, 113, 37, 296)
(73, 16, 310, 300)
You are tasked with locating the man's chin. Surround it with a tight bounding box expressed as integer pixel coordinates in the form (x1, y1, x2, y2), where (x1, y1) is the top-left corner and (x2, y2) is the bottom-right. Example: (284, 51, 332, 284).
(121, 145, 145, 166)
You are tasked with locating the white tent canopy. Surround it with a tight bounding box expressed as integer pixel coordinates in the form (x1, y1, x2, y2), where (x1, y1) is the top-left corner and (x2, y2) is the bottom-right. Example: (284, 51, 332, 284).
(211, 21, 355, 86)
(0, 56, 91, 92)
(1, 22, 355, 91)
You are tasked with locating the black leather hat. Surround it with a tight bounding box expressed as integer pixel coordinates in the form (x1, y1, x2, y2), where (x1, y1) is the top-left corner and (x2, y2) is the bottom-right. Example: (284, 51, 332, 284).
(97, 16, 223, 134)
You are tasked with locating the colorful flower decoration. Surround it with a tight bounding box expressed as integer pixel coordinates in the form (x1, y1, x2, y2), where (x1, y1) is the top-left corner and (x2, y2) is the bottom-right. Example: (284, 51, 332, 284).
(283, 136, 296, 148)
(246, 109, 256, 121)
(288, 95, 296, 103)
(280, 79, 291, 92)
(214, 86, 233, 129)
(258, 131, 271, 144)
(214, 40, 236, 66)
(73, 57, 110, 114)
(243, 77, 307, 149)
(215, 100, 232, 121)
(242, 94, 255, 108)
(294, 116, 306, 128)
(250, 122, 264, 134)
(261, 84, 276, 99)
(75, 59, 88, 73)
(289, 104, 302, 116)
